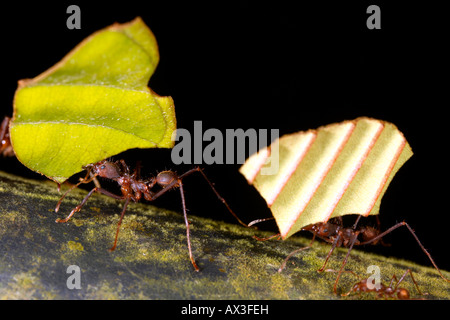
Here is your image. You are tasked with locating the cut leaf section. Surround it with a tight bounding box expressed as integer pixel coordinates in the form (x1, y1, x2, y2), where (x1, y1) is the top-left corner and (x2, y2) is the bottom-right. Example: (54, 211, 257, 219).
(10, 18, 176, 183)
(240, 117, 413, 239)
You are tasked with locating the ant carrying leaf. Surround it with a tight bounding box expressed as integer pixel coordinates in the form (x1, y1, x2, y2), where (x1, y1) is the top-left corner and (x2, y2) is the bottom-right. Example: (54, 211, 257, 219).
(55, 159, 249, 271)
(255, 215, 449, 293)
(241, 117, 449, 293)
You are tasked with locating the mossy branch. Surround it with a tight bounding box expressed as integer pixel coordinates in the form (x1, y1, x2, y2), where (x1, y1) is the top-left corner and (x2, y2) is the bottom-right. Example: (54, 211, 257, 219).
(0, 170, 448, 299)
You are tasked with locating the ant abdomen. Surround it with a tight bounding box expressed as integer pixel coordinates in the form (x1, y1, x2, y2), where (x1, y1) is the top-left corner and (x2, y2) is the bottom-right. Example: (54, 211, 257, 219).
(156, 171, 177, 187)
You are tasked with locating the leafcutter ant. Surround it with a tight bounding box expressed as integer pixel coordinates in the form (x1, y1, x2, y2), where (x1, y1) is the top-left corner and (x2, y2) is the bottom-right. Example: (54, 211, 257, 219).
(326, 268, 425, 300)
(55, 159, 249, 271)
(252, 215, 449, 293)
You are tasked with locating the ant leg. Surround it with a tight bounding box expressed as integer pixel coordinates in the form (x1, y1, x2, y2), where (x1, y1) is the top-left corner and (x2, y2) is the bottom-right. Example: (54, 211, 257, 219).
(55, 170, 97, 213)
(91, 172, 102, 189)
(55, 187, 98, 223)
(146, 168, 244, 271)
(352, 215, 362, 229)
(317, 233, 342, 272)
(0, 116, 9, 138)
(55, 187, 124, 223)
(316, 217, 347, 273)
(325, 269, 361, 297)
(178, 167, 249, 227)
(359, 221, 449, 282)
(393, 269, 424, 296)
(248, 217, 275, 227)
(178, 179, 200, 272)
(109, 197, 131, 252)
(278, 232, 316, 272)
(333, 231, 360, 294)
(388, 273, 398, 289)
(328, 215, 363, 293)
(149, 176, 200, 271)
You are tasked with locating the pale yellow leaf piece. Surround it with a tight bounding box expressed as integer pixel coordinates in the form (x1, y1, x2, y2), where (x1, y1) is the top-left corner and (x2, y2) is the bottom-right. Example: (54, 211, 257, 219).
(239, 117, 413, 239)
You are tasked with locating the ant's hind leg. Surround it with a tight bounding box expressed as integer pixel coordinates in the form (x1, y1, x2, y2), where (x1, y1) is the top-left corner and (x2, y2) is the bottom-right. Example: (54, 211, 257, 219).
(179, 167, 249, 227)
(178, 180, 200, 272)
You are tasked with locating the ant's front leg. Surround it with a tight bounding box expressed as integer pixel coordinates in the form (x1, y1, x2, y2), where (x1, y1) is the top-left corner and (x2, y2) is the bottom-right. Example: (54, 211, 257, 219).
(55, 187, 124, 223)
(55, 169, 98, 212)
(332, 230, 360, 294)
(317, 232, 343, 273)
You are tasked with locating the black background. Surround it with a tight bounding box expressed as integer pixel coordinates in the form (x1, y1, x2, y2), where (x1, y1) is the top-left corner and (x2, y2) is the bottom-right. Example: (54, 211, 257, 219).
(1, 1, 448, 273)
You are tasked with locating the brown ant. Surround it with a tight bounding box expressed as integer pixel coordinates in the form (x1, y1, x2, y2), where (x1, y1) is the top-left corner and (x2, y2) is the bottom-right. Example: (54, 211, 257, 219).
(252, 215, 449, 293)
(326, 268, 425, 300)
(55, 159, 249, 271)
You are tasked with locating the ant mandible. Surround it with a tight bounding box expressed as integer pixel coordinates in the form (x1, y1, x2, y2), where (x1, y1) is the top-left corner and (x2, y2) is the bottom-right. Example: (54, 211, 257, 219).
(255, 214, 449, 293)
(326, 268, 425, 300)
(55, 159, 249, 271)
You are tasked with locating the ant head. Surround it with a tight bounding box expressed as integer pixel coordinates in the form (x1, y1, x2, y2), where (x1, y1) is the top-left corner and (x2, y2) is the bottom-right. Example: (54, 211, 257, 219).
(92, 161, 121, 179)
(302, 222, 322, 233)
(306, 222, 338, 237)
(156, 171, 177, 187)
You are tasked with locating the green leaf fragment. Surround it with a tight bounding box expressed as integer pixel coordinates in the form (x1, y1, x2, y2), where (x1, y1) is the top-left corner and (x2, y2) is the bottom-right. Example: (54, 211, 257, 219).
(10, 17, 176, 183)
(240, 117, 413, 239)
